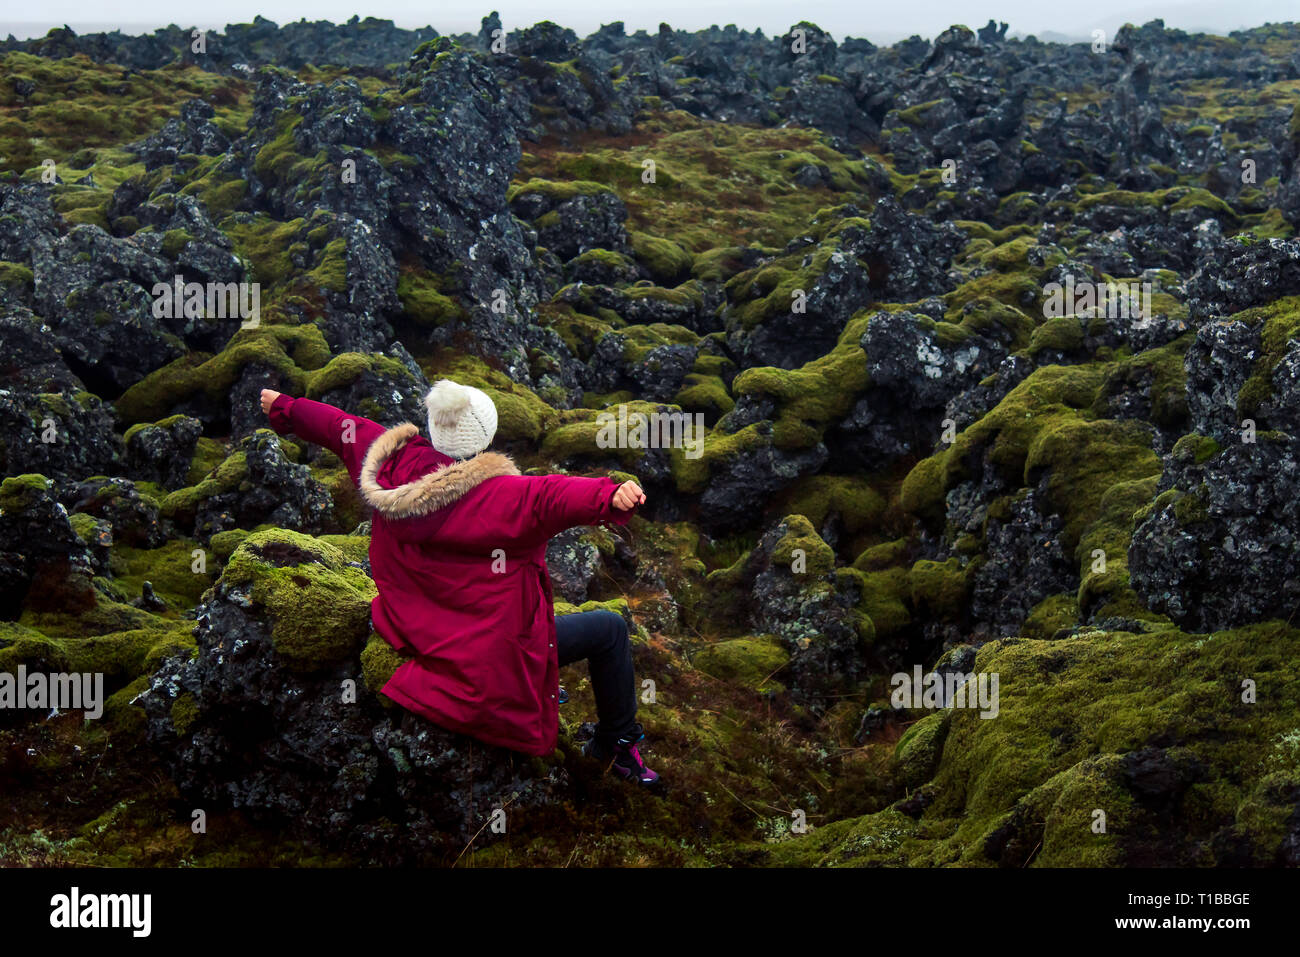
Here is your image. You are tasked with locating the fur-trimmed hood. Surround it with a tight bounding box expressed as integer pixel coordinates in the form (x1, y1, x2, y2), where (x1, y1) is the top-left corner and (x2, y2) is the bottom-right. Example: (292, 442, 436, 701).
(359, 422, 519, 520)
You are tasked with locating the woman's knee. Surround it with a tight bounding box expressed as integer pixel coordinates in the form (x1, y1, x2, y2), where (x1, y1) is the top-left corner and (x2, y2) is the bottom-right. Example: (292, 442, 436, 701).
(595, 609, 628, 652)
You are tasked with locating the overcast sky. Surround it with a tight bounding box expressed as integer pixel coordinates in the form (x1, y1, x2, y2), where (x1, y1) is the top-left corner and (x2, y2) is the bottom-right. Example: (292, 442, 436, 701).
(3, 0, 1296, 44)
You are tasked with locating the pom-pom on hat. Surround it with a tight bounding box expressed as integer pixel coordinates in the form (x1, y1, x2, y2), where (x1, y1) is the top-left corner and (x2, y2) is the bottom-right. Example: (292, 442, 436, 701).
(424, 379, 497, 459)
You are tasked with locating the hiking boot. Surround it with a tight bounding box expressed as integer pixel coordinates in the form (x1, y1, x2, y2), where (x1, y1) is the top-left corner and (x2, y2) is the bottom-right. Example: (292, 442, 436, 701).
(584, 722, 659, 785)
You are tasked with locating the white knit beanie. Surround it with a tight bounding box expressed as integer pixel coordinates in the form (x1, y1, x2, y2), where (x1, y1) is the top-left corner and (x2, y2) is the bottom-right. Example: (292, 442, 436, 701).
(424, 379, 498, 459)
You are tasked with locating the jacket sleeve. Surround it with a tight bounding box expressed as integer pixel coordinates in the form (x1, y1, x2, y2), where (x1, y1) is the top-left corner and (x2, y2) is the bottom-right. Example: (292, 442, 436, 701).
(267, 394, 387, 485)
(524, 473, 637, 545)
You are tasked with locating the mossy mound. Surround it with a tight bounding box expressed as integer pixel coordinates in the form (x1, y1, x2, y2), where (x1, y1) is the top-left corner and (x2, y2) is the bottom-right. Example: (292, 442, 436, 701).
(692, 635, 789, 692)
(0, 620, 194, 698)
(901, 362, 1163, 552)
(769, 621, 1300, 866)
(218, 528, 377, 671)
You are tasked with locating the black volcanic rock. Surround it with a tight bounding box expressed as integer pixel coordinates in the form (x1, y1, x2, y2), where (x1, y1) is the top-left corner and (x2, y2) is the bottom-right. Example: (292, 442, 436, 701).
(1130, 434, 1300, 631)
(142, 528, 568, 862)
(124, 415, 204, 489)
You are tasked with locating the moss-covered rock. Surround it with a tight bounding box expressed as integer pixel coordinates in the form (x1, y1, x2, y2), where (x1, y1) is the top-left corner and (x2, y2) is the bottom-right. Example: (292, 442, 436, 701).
(771, 621, 1300, 866)
(218, 528, 377, 670)
(692, 635, 789, 692)
(893, 711, 952, 790)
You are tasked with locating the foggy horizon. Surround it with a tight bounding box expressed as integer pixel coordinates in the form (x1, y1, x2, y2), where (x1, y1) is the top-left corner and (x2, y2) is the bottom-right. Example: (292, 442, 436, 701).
(3, 0, 1297, 46)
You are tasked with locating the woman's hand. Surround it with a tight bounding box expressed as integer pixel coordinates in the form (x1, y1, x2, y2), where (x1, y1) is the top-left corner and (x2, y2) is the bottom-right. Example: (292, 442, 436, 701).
(260, 389, 282, 415)
(612, 480, 646, 511)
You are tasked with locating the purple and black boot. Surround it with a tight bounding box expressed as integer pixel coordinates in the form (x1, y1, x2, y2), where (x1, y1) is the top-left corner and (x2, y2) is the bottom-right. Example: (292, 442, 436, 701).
(584, 722, 659, 785)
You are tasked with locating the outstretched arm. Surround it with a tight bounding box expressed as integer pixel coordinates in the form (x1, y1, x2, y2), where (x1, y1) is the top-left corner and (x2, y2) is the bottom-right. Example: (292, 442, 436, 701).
(525, 473, 645, 544)
(260, 389, 387, 486)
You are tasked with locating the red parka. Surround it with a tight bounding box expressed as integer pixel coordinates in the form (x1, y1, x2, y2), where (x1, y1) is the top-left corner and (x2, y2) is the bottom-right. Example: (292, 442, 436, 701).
(267, 394, 634, 755)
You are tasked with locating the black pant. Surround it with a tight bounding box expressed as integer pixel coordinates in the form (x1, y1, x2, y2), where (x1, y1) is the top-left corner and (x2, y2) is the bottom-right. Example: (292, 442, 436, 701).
(555, 610, 637, 746)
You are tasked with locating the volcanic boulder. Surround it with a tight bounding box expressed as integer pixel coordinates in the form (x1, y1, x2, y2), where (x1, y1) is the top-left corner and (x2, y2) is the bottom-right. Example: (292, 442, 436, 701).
(143, 529, 570, 861)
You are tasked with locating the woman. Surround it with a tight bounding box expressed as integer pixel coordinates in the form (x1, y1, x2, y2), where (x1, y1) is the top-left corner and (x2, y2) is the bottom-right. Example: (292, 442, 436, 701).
(259, 379, 658, 785)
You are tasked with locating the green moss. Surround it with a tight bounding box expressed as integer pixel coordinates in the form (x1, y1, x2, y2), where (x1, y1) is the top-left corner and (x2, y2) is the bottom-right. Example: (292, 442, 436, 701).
(68, 511, 104, 545)
(0, 621, 193, 684)
(893, 711, 952, 789)
(618, 322, 700, 364)
(0, 52, 247, 176)
(629, 232, 694, 285)
(304, 351, 409, 398)
(185, 436, 228, 486)
(853, 538, 909, 572)
(571, 246, 630, 267)
(221, 215, 347, 293)
(17, 584, 171, 640)
(116, 324, 330, 424)
(997, 192, 1041, 221)
(1023, 592, 1082, 639)
(0, 623, 67, 673)
(208, 528, 252, 563)
(895, 99, 948, 128)
(0, 260, 34, 291)
(109, 539, 217, 610)
(850, 566, 911, 640)
(725, 244, 837, 332)
(1172, 491, 1211, 527)
(506, 177, 614, 204)
(316, 534, 370, 564)
(542, 400, 681, 470)
(942, 267, 1043, 318)
(219, 529, 377, 671)
(252, 114, 308, 182)
(908, 558, 969, 620)
(0, 473, 53, 511)
(360, 633, 404, 697)
(727, 328, 870, 452)
(691, 246, 769, 283)
(1074, 186, 1236, 221)
(977, 235, 1038, 271)
(692, 635, 789, 691)
(1025, 417, 1162, 553)
(1076, 474, 1162, 619)
(899, 455, 947, 527)
(1238, 208, 1293, 241)
(1229, 295, 1300, 420)
(785, 620, 1300, 866)
(192, 176, 247, 218)
(160, 449, 248, 524)
(308, 238, 348, 292)
(771, 515, 836, 577)
(161, 228, 194, 258)
(672, 373, 734, 419)
(99, 675, 150, 736)
(170, 692, 199, 736)
(516, 117, 869, 252)
(1028, 316, 1085, 355)
(122, 413, 193, 447)
(1093, 334, 1191, 429)
(1172, 432, 1222, 465)
(553, 597, 635, 625)
(622, 284, 698, 308)
(903, 364, 1161, 551)
(667, 422, 767, 494)
(780, 475, 886, 555)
